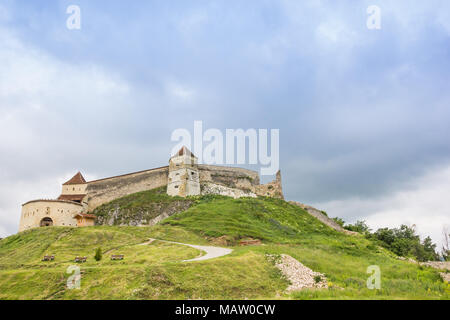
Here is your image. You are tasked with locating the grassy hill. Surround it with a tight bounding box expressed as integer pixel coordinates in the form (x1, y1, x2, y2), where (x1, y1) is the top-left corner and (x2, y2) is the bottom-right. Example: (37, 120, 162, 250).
(0, 189, 448, 300)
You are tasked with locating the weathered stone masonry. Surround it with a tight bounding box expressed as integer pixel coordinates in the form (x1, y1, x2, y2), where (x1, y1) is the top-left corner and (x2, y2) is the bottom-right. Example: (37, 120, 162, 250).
(86, 166, 169, 211)
(18, 147, 284, 232)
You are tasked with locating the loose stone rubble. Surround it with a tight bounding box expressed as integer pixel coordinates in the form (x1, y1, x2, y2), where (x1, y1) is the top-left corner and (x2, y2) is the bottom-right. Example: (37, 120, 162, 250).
(419, 261, 450, 270)
(267, 254, 328, 291)
(398, 256, 418, 263)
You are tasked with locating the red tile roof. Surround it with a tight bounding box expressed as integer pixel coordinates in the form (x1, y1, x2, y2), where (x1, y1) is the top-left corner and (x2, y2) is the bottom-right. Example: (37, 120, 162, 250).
(63, 172, 86, 185)
(74, 213, 96, 219)
(57, 194, 86, 202)
(176, 146, 196, 157)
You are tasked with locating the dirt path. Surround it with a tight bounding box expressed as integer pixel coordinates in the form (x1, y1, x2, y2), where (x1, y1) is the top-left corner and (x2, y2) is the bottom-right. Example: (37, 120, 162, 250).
(140, 238, 233, 262)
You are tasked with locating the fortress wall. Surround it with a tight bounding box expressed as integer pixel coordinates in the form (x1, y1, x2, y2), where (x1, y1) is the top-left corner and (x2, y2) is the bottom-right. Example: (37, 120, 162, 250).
(254, 170, 284, 199)
(85, 166, 169, 211)
(19, 200, 82, 232)
(198, 165, 260, 191)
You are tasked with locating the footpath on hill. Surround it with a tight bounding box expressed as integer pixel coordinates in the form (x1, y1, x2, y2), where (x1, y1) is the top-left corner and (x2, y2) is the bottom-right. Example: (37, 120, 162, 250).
(140, 238, 233, 262)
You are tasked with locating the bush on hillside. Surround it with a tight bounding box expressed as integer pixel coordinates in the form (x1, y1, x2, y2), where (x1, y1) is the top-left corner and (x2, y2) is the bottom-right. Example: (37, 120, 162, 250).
(332, 217, 345, 227)
(94, 247, 102, 261)
(330, 217, 439, 262)
(367, 225, 439, 262)
(345, 220, 371, 234)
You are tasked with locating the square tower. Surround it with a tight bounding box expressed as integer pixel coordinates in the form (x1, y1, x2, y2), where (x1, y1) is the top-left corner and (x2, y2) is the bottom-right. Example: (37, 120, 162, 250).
(167, 146, 200, 197)
(57, 172, 87, 204)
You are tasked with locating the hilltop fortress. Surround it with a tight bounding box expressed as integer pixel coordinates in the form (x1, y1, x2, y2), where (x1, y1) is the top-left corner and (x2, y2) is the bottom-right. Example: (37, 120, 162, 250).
(19, 147, 283, 232)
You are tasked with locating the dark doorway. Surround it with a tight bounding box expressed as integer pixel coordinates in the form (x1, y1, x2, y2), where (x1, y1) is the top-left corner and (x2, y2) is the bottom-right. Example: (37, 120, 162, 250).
(40, 217, 53, 227)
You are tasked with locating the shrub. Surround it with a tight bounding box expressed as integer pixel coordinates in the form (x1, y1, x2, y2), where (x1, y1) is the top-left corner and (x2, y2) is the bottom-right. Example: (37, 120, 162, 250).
(345, 220, 371, 233)
(370, 225, 439, 262)
(94, 247, 102, 261)
(332, 217, 345, 227)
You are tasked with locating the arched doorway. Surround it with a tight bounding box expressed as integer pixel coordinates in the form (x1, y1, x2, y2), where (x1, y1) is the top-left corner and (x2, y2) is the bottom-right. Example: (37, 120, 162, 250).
(40, 217, 53, 227)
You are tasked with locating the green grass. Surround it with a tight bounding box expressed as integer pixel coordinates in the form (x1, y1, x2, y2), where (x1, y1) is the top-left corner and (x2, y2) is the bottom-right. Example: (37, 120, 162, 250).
(162, 196, 340, 243)
(0, 227, 287, 300)
(92, 187, 193, 225)
(0, 193, 448, 300)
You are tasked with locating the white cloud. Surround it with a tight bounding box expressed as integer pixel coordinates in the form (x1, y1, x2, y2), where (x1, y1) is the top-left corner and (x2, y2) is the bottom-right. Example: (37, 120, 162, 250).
(314, 163, 450, 249)
(0, 26, 133, 237)
(0, 31, 129, 110)
(315, 20, 358, 46)
(165, 81, 196, 105)
(0, 25, 131, 152)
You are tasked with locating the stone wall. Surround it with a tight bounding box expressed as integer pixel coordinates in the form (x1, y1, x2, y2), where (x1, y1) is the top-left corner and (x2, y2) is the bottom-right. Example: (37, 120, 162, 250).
(86, 164, 284, 208)
(198, 165, 260, 191)
(197, 166, 284, 199)
(85, 166, 169, 211)
(19, 200, 82, 232)
(254, 170, 284, 199)
(201, 182, 257, 198)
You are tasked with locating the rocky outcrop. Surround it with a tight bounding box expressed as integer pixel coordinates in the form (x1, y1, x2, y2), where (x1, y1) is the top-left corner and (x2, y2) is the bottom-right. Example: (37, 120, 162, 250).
(95, 200, 193, 226)
(289, 201, 358, 235)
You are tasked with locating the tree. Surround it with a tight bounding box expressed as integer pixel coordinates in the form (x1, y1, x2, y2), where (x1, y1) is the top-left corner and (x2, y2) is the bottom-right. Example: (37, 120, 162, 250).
(420, 236, 438, 261)
(94, 247, 102, 261)
(371, 224, 439, 261)
(372, 227, 395, 246)
(442, 227, 449, 261)
(345, 220, 371, 233)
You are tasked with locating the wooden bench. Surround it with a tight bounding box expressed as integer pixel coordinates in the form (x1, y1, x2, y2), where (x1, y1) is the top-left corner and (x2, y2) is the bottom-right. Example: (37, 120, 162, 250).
(42, 255, 55, 261)
(74, 256, 87, 263)
(111, 254, 124, 260)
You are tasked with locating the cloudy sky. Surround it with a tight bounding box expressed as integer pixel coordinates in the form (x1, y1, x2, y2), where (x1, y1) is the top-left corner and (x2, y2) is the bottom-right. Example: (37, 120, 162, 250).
(0, 1, 449, 248)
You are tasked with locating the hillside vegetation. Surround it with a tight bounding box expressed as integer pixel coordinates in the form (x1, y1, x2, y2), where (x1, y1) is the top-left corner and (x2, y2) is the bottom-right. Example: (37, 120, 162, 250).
(0, 189, 448, 300)
(92, 187, 193, 226)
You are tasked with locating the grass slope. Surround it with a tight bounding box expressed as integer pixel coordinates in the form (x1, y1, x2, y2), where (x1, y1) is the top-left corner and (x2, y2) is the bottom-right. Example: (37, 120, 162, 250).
(163, 196, 337, 243)
(92, 187, 193, 225)
(0, 191, 448, 300)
